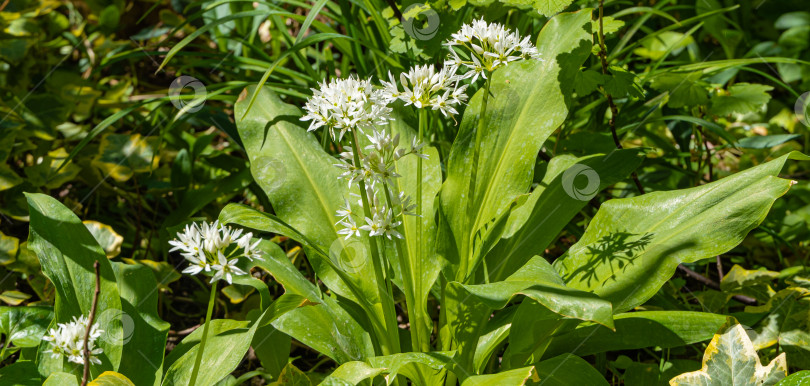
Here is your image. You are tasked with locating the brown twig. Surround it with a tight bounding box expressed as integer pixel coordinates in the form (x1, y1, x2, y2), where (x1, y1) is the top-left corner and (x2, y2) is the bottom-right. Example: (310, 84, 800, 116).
(597, 0, 645, 195)
(0, 0, 10, 13)
(82, 261, 101, 386)
(677, 264, 755, 305)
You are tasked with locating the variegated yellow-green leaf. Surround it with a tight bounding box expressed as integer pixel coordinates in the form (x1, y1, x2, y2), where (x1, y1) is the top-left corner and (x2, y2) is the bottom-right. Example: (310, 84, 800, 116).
(83, 221, 124, 258)
(0, 290, 31, 305)
(669, 319, 787, 386)
(91, 133, 159, 182)
(720, 264, 779, 302)
(747, 287, 810, 369)
(88, 371, 136, 386)
(0, 231, 19, 265)
(23, 148, 81, 189)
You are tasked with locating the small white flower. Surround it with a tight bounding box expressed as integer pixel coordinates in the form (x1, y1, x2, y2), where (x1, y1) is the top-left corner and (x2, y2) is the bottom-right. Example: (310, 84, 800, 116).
(210, 251, 246, 285)
(381, 63, 468, 118)
(337, 217, 361, 240)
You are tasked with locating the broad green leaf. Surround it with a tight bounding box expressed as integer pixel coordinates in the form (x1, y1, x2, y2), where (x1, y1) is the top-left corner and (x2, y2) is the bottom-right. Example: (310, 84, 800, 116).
(485, 149, 644, 282)
(554, 152, 807, 313)
(710, 83, 773, 116)
(669, 319, 787, 386)
(543, 311, 727, 358)
(720, 264, 779, 302)
(0, 305, 53, 349)
(461, 366, 538, 386)
(0, 360, 40, 385)
(26, 193, 123, 377)
(84, 221, 124, 259)
(91, 134, 159, 182)
(535, 354, 608, 386)
(162, 294, 309, 385)
(446, 256, 613, 372)
(251, 323, 290, 380)
(438, 9, 594, 282)
(328, 352, 459, 384)
(747, 287, 810, 369)
(43, 372, 78, 386)
(777, 371, 810, 385)
(88, 371, 136, 386)
(220, 206, 376, 363)
(111, 262, 170, 386)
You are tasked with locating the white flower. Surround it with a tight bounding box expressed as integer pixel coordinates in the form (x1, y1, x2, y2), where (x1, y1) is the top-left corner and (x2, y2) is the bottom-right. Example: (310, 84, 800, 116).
(381, 63, 469, 118)
(337, 217, 361, 240)
(171, 221, 260, 282)
(300, 75, 392, 141)
(445, 18, 540, 82)
(210, 251, 246, 285)
(43, 315, 104, 365)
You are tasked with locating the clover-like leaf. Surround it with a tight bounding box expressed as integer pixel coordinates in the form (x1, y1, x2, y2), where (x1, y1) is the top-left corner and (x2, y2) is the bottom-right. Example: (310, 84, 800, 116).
(669, 318, 787, 386)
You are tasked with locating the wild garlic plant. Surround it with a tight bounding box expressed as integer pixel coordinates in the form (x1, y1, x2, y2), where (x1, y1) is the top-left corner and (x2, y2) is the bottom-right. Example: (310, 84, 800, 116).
(169, 220, 262, 385)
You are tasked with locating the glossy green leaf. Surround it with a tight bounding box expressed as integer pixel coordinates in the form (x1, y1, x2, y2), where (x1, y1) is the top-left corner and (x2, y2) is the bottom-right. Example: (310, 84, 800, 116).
(554, 152, 807, 313)
(777, 371, 810, 386)
(737, 134, 802, 149)
(461, 366, 538, 386)
(43, 372, 78, 386)
(329, 352, 459, 384)
(535, 354, 608, 386)
(543, 311, 727, 358)
(446, 256, 613, 372)
(26, 193, 123, 377)
(111, 262, 170, 386)
(669, 319, 787, 385)
(161, 294, 309, 385)
(0, 305, 53, 349)
(485, 149, 644, 282)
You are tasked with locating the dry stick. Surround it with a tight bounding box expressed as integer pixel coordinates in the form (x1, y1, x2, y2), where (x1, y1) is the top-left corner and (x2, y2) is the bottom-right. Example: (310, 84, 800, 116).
(597, 0, 645, 195)
(82, 261, 101, 386)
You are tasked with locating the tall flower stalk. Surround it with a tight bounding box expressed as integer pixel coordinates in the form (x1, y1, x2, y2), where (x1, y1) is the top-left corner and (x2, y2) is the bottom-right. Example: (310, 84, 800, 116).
(170, 221, 262, 385)
(443, 19, 540, 282)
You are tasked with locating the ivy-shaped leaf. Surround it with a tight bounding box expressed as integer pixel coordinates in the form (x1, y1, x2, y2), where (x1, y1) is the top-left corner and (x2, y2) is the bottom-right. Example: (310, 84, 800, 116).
(649, 72, 709, 108)
(669, 319, 787, 386)
(719, 264, 779, 302)
(710, 83, 773, 116)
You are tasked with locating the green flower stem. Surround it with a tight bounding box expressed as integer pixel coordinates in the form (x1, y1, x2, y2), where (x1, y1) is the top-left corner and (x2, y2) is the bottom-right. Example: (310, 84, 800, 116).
(415, 109, 431, 352)
(382, 183, 424, 353)
(460, 75, 492, 282)
(350, 129, 401, 356)
(189, 279, 218, 386)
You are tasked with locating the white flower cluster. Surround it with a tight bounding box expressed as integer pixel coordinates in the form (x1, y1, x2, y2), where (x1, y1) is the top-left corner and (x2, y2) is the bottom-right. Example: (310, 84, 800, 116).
(170, 221, 262, 284)
(381, 63, 469, 117)
(43, 315, 104, 365)
(445, 18, 541, 83)
(334, 128, 423, 241)
(301, 75, 392, 141)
